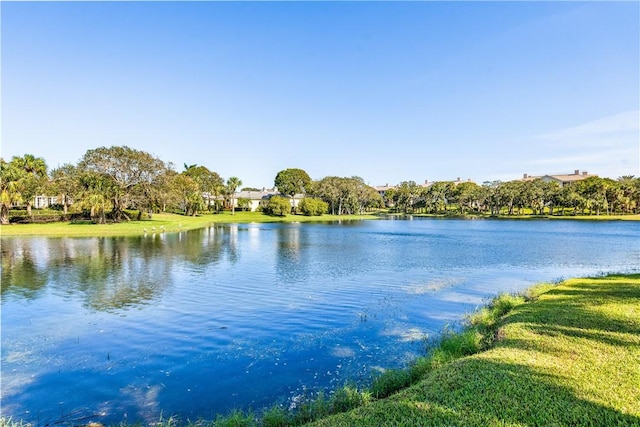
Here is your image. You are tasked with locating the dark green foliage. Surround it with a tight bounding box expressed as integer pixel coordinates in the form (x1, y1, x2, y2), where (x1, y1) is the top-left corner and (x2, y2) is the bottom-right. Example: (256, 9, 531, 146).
(274, 169, 312, 199)
(370, 368, 413, 399)
(436, 328, 481, 358)
(214, 408, 254, 427)
(264, 196, 291, 216)
(329, 386, 370, 413)
(297, 198, 328, 216)
(260, 405, 289, 427)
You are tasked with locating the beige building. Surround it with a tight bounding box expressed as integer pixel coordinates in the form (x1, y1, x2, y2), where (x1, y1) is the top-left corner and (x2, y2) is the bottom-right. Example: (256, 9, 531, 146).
(522, 169, 595, 187)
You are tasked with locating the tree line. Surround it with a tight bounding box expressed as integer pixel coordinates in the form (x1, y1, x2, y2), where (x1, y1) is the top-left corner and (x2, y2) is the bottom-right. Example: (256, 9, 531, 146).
(1, 145, 639, 224)
(384, 177, 640, 216)
(0, 146, 383, 223)
(1, 147, 238, 224)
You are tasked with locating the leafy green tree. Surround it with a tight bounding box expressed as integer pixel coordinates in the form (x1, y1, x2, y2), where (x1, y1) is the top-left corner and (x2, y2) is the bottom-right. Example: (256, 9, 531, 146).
(264, 195, 291, 216)
(453, 182, 482, 214)
(395, 181, 420, 213)
(183, 164, 224, 211)
(50, 164, 80, 214)
(617, 175, 639, 214)
(274, 168, 312, 212)
(298, 197, 328, 216)
(383, 188, 397, 209)
(78, 146, 166, 221)
(521, 180, 545, 215)
(11, 154, 48, 218)
(575, 176, 609, 215)
(312, 176, 381, 215)
(427, 181, 455, 214)
(76, 172, 111, 223)
(236, 197, 251, 211)
(482, 180, 503, 216)
(540, 181, 562, 215)
(354, 177, 383, 213)
(226, 176, 242, 215)
(313, 177, 342, 214)
(173, 174, 203, 216)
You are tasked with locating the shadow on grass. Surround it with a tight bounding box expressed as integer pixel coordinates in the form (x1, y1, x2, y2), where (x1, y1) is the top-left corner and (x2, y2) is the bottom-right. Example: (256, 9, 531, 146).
(314, 355, 640, 426)
(402, 357, 638, 426)
(506, 278, 640, 336)
(314, 347, 639, 427)
(520, 323, 637, 348)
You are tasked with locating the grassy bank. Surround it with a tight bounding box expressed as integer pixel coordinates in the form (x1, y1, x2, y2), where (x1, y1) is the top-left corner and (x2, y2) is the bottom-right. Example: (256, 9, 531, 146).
(308, 274, 640, 426)
(0, 212, 379, 237)
(2, 211, 638, 238)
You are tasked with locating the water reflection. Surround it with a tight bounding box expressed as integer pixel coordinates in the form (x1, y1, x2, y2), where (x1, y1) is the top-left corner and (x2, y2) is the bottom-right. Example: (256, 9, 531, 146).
(1, 239, 48, 299)
(276, 225, 310, 284)
(1, 227, 242, 312)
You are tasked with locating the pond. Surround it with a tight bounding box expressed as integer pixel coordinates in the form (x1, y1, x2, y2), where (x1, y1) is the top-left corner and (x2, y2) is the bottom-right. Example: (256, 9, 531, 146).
(2, 218, 639, 424)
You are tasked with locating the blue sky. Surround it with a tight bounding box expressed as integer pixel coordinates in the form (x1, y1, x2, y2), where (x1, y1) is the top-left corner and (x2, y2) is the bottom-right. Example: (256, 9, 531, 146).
(2, 1, 638, 188)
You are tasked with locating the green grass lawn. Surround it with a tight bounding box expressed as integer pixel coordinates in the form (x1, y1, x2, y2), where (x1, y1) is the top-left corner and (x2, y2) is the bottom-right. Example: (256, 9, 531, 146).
(308, 274, 640, 426)
(0, 211, 380, 237)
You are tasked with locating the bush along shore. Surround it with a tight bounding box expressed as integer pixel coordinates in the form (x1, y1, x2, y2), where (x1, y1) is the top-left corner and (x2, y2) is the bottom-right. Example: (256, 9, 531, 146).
(1, 273, 638, 427)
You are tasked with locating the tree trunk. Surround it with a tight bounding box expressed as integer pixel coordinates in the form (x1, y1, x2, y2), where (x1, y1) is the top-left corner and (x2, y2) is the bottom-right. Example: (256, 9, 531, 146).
(1, 206, 9, 225)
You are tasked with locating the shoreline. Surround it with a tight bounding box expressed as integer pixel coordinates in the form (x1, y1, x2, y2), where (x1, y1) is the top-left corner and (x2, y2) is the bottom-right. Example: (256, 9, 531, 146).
(1, 211, 638, 238)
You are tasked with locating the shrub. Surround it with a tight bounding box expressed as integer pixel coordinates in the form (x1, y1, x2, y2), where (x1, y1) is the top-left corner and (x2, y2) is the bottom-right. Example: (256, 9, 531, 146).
(214, 408, 254, 427)
(291, 392, 329, 425)
(330, 385, 370, 413)
(297, 198, 328, 216)
(370, 368, 412, 398)
(264, 196, 291, 217)
(437, 328, 481, 359)
(261, 405, 289, 427)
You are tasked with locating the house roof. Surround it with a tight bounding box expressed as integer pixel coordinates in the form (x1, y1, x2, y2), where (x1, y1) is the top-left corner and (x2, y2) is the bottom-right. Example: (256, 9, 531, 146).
(235, 189, 278, 200)
(522, 170, 596, 183)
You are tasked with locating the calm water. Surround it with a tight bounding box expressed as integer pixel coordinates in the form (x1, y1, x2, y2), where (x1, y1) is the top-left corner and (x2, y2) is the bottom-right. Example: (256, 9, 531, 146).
(2, 218, 639, 424)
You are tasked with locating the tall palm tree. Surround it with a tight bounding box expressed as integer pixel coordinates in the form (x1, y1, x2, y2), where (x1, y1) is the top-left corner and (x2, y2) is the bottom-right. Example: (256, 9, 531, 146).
(226, 177, 242, 215)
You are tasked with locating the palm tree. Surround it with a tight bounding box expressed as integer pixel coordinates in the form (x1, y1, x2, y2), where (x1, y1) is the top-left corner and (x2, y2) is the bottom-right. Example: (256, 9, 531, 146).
(13, 154, 48, 218)
(0, 159, 25, 224)
(226, 177, 242, 215)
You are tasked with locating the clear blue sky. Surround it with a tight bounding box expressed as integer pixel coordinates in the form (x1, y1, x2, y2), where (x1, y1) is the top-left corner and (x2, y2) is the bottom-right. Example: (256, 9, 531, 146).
(2, 1, 638, 188)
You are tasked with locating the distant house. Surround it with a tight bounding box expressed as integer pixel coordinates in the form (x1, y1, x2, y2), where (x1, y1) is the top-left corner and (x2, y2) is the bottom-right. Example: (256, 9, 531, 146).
(374, 184, 396, 198)
(522, 169, 595, 187)
(228, 188, 304, 212)
(233, 188, 278, 211)
(446, 178, 474, 187)
(34, 195, 62, 209)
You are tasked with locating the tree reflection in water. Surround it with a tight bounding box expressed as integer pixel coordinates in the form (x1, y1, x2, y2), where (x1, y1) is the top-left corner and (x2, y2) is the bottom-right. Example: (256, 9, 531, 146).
(1, 226, 236, 312)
